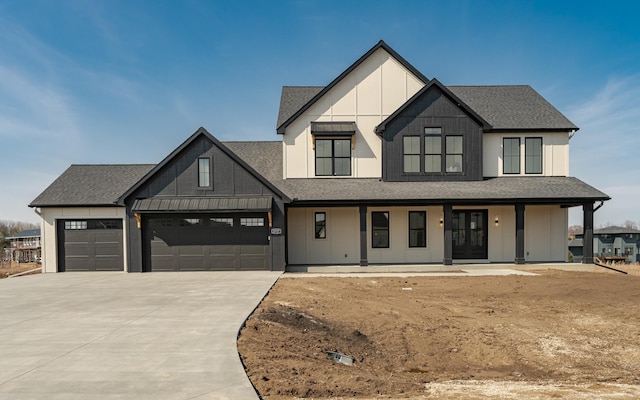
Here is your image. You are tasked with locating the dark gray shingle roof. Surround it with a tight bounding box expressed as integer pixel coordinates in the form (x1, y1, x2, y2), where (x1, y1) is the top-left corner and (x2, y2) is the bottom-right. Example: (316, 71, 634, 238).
(276, 86, 323, 129)
(448, 85, 577, 130)
(594, 226, 640, 235)
(278, 84, 578, 133)
(224, 142, 609, 204)
(30, 164, 155, 207)
(6, 229, 40, 239)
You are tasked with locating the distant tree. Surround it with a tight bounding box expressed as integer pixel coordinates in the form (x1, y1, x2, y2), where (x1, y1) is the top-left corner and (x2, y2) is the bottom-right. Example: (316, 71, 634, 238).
(568, 225, 583, 239)
(623, 220, 639, 230)
(0, 220, 39, 239)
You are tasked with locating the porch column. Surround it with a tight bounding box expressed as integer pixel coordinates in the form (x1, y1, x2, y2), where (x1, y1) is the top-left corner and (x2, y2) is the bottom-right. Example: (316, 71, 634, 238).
(583, 202, 594, 264)
(515, 203, 525, 264)
(359, 205, 368, 266)
(443, 204, 453, 265)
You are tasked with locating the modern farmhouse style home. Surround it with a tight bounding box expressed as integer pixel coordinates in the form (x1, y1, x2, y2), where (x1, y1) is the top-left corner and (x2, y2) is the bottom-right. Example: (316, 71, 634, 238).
(30, 41, 609, 272)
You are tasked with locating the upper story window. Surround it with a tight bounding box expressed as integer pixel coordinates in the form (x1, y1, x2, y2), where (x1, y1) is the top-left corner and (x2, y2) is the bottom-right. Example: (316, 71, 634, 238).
(525, 137, 542, 174)
(315, 138, 351, 176)
(445, 136, 463, 173)
(401, 128, 463, 175)
(503, 138, 521, 174)
(198, 157, 211, 187)
(311, 121, 355, 177)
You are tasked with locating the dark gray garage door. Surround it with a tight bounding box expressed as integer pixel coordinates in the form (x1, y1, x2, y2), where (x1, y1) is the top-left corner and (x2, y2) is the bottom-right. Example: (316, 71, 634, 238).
(57, 219, 124, 271)
(142, 213, 270, 271)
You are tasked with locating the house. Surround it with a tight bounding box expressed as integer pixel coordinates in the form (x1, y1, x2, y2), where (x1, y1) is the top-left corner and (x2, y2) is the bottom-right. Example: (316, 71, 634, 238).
(6, 229, 41, 263)
(574, 226, 640, 263)
(30, 40, 609, 273)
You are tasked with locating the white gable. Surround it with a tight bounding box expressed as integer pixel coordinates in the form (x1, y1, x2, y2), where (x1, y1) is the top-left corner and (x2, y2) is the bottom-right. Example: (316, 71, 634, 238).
(283, 47, 425, 178)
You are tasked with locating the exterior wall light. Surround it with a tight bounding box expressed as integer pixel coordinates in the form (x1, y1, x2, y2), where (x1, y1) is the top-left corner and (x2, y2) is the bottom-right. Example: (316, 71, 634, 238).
(494, 216, 499, 227)
(439, 216, 444, 228)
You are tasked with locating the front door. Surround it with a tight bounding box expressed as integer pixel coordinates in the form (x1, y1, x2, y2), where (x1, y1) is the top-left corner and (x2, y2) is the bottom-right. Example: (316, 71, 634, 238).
(452, 210, 488, 259)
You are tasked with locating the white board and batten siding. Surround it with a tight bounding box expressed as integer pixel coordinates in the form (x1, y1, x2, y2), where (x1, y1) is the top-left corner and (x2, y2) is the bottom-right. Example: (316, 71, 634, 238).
(283, 48, 424, 179)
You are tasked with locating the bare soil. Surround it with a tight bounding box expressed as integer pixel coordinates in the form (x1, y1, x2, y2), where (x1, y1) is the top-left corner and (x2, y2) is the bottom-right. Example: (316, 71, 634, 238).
(0, 261, 41, 278)
(238, 270, 640, 399)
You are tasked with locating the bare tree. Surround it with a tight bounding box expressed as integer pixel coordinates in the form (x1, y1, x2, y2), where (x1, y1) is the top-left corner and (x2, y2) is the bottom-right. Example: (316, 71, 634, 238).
(623, 220, 639, 230)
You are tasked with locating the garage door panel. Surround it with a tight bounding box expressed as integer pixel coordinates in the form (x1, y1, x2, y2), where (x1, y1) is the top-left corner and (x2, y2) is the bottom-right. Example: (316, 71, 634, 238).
(144, 214, 270, 271)
(58, 220, 124, 272)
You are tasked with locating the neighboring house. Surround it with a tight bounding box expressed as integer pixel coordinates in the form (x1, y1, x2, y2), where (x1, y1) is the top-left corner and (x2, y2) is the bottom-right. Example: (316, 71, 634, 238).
(6, 229, 41, 263)
(30, 40, 609, 273)
(568, 238, 583, 263)
(574, 226, 640, 263)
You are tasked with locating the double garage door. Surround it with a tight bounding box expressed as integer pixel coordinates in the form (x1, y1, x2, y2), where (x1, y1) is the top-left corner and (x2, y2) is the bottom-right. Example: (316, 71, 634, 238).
(142, 213, 270, 271)
(57, 219, 124, 272)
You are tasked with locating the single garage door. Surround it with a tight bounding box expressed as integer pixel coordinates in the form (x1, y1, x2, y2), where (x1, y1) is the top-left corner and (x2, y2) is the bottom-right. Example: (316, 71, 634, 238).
(142, 213, 270, 271)
(57, 219, 124, 271)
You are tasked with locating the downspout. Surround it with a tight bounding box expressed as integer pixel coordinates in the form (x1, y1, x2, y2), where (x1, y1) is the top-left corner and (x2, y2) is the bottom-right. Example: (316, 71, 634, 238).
(568, 129, 576, 140)
(593, 201, 604, 213)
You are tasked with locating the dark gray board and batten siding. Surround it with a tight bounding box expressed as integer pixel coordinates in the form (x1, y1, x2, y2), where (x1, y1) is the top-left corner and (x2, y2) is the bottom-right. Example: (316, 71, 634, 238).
(124, 134, 286, 272)
(382, 87, 484, 182)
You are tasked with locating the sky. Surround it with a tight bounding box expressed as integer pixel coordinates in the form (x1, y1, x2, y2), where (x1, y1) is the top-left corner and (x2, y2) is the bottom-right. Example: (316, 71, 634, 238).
(0, 0, 638, 227)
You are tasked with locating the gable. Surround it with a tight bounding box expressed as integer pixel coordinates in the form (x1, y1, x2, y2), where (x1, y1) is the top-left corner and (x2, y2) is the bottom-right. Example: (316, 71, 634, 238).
(276, 40, 428, 134)
(379, 82, 485, 182)
(122, 128, 288, 204)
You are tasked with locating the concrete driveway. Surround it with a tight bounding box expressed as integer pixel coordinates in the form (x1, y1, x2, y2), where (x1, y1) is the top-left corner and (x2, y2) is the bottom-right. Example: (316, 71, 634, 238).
(0, 271, 281, 400)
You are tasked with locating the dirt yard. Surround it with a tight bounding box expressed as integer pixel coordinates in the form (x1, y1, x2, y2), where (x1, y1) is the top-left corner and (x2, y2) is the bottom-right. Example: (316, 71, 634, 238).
(0, 261, 41, 278)
(238, 269, 640, 399)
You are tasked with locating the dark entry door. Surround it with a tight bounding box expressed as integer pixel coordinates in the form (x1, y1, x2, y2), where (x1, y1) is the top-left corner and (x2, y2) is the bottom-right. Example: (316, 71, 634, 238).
(452, 210, 488, 259)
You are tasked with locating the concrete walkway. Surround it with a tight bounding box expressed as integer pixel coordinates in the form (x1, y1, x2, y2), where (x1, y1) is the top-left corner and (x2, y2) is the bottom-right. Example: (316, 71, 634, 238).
(0, 271, 281, 400)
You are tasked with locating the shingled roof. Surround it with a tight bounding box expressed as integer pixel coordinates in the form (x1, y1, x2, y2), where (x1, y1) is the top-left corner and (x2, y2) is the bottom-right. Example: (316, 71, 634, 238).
(29, 164, 154, 207)
(224, 142, 609, 205)
(277, 84, 578, 133)
(449, 85, 578, 131)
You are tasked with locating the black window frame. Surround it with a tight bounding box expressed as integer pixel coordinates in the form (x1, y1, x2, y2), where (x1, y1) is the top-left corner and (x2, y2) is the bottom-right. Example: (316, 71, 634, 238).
(503, 137, 521, 174)
(197, 157, 212, 188)
(314, 212, 326, 239)
(424, 132, 442, 174)
(525, 137, 543, 174)
(445, 135, 464, 173)
(315, 138, 352, 176)
(402, 136, 421, 173)
(372, 211, 390, 248)
(408, 211, 426, 248)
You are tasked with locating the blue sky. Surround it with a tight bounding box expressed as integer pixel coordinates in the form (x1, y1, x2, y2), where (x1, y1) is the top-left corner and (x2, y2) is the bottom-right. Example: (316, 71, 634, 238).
(1, 0, 638, 227)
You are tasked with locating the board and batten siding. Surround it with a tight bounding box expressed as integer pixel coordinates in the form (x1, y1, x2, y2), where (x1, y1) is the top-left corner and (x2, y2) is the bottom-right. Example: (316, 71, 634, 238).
(283, 48, 424, 179)
(483, 132, 570, 177)
(38, 207, 128, 273)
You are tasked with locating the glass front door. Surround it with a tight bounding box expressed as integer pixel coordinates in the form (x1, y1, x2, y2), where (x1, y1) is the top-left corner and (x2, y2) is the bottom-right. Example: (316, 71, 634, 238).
(452, 210, 488, 259)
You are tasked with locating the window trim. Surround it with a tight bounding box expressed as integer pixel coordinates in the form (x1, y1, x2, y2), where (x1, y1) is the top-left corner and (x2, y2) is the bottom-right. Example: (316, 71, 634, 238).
(445, 135, 464, 173)
(197, 157, 212, 188)
(525, 137, 543, 174)
(408, 211, 427, 248)
(503, 137, 521, 175)
(314, 137, 352, 176)
(403, 136, 421, 174)
(314, 212, 326, 239)
(371, 211, 390, 249)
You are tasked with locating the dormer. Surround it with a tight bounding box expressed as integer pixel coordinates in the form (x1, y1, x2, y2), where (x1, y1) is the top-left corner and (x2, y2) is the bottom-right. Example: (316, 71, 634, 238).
(276, 40, 428, 179)
(375, 79, 491, 182)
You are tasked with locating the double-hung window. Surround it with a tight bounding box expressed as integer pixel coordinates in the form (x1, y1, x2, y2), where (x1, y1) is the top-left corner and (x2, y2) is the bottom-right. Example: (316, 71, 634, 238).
(503, 138, 521, 174)
(408, 211, 426, 248)
(424, 128, 442, 173)
(198, 157, 211, 187)
(525, 137, 542, 174)
(372, 211, 390, 248)
(403, 136, 421, 173)
(445, 136, 463, 172)
(315, 139, 351, 176)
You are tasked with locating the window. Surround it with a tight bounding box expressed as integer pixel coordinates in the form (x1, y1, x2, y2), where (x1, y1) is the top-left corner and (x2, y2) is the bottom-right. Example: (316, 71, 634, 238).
(445, 136, 463, 172)
(179, 218, 202, 227)
(424, 135, 442, 173)
(625, 247, 634, 256)
(150, 219, 172, 228)
(503, 138, 520, 174)
(240, 217, 265, 227)
(210, 217, 233, 227)
(315, 212, 326, 239)
(408, 211, 426, 248)
(315, 139, 351, 176)
(525, 138, 542, 174)
(64, 221, 87, 230)
(403, 136, 421, 173)
(372, 212, 389, 248)
(94, 220, 119, 229)
(198, 157, 211, 187)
